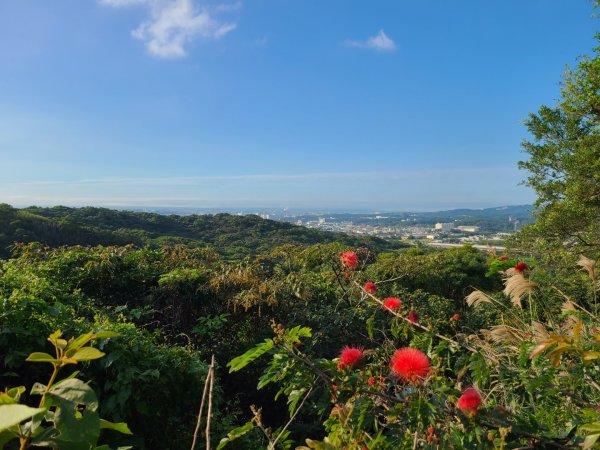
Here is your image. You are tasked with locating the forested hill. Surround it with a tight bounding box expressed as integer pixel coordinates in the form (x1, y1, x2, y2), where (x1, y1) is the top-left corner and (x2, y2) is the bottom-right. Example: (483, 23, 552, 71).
(0, 204, 403, 258)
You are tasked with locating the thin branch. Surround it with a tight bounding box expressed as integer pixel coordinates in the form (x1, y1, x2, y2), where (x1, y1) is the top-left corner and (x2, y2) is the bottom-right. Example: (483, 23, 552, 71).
(190, 354, 214, 450)
(551, 286, 598, 319)
(206, 355, 216, 450)
(268, 385, 314, 450)
(353, 281, 477, 353)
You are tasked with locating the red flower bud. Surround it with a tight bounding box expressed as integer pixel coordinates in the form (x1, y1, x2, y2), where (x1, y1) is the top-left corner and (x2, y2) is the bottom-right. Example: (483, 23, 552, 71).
(363, 282, 377, 294)
(408, 310, 419, 324)
(383, 297, 402, 311)
(515, 262, 528, 273)
(340, 251, 358, 269)
(457, 388, 482, 416)
(339, 346, 363, 368)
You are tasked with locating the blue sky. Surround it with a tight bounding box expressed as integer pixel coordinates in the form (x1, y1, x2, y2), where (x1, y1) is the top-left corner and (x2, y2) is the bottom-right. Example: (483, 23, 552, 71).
(0, 0, 597, 211)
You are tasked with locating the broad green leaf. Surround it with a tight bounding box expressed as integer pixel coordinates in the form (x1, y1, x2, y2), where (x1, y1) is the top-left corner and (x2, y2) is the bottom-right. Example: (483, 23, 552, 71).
(26, 352, 58, 363)
(0, 394, 17, 406)
(55, 339, 68, 350)
(66, 332, 95, 351)
(100, 419, 133, 435)
(94, 331, 120, 339)
(216, 421, 254, 450)
(48, 330, 63, 341)
(71, 347, 105, 362)
(0, 405, 45, 431)
(48, 378, 98, 411)
(581, 422, 600, 433)
(582, 433, 600, 449)
(228, 339, 274, 373)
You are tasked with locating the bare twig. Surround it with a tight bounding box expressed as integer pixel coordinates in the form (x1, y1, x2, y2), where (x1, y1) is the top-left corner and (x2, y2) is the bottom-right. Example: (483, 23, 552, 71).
(190, 355, 215, 450)
(206, 354, 215, 450)
(551, 286, 598, 319)
(269, 385, 314, 450)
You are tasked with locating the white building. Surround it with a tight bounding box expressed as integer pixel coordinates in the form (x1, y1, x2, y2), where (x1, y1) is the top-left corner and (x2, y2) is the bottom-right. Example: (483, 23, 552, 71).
(455, 225, 480, 233)
(435, 222, 454, 232)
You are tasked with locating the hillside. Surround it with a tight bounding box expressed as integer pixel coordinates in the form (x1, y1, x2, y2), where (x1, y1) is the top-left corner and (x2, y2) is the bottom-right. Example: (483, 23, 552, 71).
(0, 204, 404, 258)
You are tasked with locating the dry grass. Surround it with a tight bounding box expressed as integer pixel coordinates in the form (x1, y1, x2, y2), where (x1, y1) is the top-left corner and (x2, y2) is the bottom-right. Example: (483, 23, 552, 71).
(577, 255, 596, 280)
(503, 273, 538, 309)
(465, 290, 492, 308)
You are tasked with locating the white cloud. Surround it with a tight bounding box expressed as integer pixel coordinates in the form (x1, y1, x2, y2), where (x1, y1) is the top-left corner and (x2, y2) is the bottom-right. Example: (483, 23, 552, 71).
(101, 0, 238, 58)
(345, 29, 396, 52)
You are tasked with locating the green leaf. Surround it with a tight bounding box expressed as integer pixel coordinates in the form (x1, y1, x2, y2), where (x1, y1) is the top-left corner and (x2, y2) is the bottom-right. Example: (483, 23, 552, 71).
(287, 388, 306, 416)
(227, 339, 274, 373)
(71, 347, 106, 362)
(216, 421, 254, 450)
(48, 330, 63, 341)
(0, 429, 19, 448)
(582, 433, 600, 449)
(100, 419, 133, 435)
(26, 352, 58, 363)
(0, 405, 45, 431)
(581, 422, 600, 433)
(366, 314, 375, 340)
(94, 331, 120, 340)
(0, 387, 25, 405)
(66, 332, 95, 351)
(48, 378, 98, 411)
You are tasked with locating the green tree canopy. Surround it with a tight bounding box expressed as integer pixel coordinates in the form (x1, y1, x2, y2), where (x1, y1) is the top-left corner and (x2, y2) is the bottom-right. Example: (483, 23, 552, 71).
(517, 30, 600, 257)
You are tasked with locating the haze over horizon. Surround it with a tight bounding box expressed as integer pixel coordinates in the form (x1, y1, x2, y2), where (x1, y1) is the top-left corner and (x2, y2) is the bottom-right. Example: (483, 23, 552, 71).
(1, 1, 596, 209)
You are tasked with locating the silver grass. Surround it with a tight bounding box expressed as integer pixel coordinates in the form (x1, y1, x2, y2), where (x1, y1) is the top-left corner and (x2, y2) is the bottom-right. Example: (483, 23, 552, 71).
(577, 255, 596, 280)
(503, 273, 538, 309)
(466, 290, 492, 308)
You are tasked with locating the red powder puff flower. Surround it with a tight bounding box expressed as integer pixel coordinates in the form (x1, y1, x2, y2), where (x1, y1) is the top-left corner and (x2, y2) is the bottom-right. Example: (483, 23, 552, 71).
(515, 262, 528, 273)
(390, 347, 430, 382)
(367, 376, 376, 386)
(339, 346, 363, 368)
(364, 282, 377, 294)
(337, 362, 345, 371)
(344, 271, 350, 279)
(457, 388, 482, 416)
(340, 251, 358, 269)
(408, 310, 419, 324)
(498, 255, 507, 261)
(452, 313, 460, 321)
(383, 297, 402, 311)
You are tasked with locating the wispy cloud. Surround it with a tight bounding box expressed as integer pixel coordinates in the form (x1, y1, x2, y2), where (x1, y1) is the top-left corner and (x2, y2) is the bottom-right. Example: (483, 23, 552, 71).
(100, 0, 239, 58)
(0, 167, 534, 210)
(345, 29, 396, 52)
(2, 168, 520, 188)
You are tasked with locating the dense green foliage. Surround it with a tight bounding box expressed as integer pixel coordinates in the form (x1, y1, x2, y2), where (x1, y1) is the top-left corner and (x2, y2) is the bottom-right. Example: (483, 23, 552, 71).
(0, 240, 495, 449)
(515, 31, 600, 259)
(0, 204, 402, 259)
(0, 330, 132, 450)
